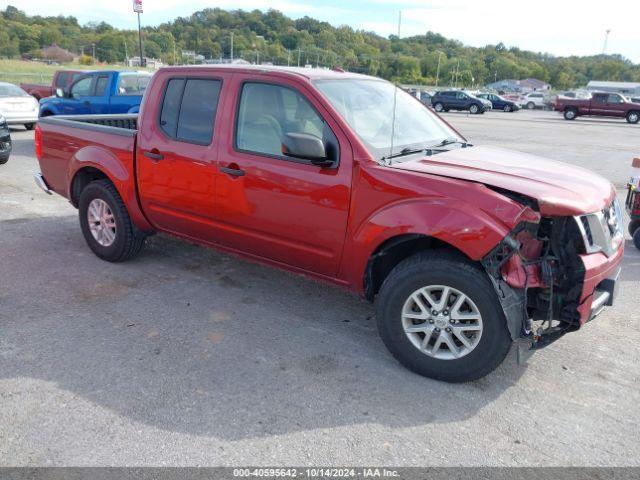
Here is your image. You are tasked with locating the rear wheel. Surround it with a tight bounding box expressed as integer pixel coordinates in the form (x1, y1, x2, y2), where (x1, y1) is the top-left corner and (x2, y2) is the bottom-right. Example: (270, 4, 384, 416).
(469, 104, 479, 114)
(629, 220, 640, 237)
(634, 229, 640, 250)
(434, 102, 444, 112)
(527, 101, 535, 110)
(564, 108, 577, 120)
(376, 250, 512, 382)
(627, 111, 639, 124)
(78, 179, 145, 262)
(503, 105, 512, 112)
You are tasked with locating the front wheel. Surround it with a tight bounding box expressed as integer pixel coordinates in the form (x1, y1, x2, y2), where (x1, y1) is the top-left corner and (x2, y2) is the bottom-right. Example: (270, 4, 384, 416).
(434, 102, 444, 112)
(469, 104, 479, 114)
(627, 111, 639, 124)
(527, 102, 535, 110)
(0, 156, 8, 165)
(376, 251, 512, 382)
(503, 105, 512, 112)
(564, 108, 577, 120)
(78, 179, 145, 262)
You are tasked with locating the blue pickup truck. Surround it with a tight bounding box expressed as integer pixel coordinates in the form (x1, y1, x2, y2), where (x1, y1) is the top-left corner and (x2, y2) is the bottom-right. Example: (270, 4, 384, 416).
(39, 71, 152, 117)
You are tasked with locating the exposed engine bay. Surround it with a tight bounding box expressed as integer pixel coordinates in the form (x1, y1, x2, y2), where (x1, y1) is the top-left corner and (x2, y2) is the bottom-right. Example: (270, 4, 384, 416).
(481, 188, 623, 358)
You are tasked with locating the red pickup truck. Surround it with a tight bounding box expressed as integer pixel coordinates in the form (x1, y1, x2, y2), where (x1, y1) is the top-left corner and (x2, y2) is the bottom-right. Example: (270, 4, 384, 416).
(20, 70, 83, 100)
(34, 66, 624, 382)
(556, 92, 640, 123)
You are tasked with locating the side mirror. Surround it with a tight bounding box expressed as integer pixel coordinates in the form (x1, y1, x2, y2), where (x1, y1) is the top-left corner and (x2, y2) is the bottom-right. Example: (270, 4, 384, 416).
(281, 133, 333, 167)
(55, 88, 65, 98)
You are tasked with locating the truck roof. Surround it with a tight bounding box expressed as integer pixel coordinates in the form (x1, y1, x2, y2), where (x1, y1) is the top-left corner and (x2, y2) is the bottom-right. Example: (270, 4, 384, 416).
(156, 64, 374, 81)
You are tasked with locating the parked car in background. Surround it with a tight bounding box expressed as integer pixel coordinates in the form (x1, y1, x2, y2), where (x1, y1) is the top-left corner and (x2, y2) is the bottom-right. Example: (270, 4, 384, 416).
(555, 92, 640, 123)
(0, 82, 39, 130)
(630, 96, 640, 103)
(520, 92, 547, 109)
(34, 65, 623, 382)
(20, 70, 83, 100)
(39, 71, 152, 117)
(476, 93, 519, 112)
(431, 90, 490, 114)
(0, 114, 11, 164)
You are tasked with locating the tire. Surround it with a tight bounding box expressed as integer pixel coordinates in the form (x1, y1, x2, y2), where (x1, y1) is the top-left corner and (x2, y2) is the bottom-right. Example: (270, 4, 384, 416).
(24, 123, 35, 130)
(626, 111, 639, 124)
(564, 108, 577, 120)
(78, 179, 145, 262)
(469, 104, 479, 114)
(503, 105, 512, 112)
(634, 228, 640, 250)
(527, 102, 535, 110)
(434, 102, 444, 112)
(0, 156, 8, 165)
(375, 250, 512, 383)
(629, 220, 640, 237)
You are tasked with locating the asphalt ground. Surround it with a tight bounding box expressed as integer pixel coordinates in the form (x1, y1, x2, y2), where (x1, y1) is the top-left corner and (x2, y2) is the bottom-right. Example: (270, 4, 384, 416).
(1, 109, 639, 466)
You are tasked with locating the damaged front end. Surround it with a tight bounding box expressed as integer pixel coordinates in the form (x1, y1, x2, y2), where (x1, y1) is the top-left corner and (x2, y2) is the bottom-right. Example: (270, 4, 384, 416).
(481, 192, 623, 362)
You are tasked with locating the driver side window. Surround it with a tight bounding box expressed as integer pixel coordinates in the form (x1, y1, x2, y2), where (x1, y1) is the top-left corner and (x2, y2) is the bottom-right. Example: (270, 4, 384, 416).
(71, 77, 93, 98)
(235, 82, 325, 158)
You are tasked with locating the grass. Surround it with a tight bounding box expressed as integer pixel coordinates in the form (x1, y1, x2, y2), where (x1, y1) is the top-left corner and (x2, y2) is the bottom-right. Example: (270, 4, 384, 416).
(0, 59, 154, 85)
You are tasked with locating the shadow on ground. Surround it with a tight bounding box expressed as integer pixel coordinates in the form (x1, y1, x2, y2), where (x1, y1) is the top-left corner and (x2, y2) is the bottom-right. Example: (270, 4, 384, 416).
(0, 215, 528, 441)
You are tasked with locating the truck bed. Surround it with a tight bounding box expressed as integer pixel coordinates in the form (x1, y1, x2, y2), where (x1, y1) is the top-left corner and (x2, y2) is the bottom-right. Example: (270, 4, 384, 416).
(37, 114, 138, 199)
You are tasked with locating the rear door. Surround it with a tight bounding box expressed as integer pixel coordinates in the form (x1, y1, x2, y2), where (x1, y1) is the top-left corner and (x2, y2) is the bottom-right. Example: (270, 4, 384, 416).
(136, 73, 225, 241)
(213, 75, 352, 277)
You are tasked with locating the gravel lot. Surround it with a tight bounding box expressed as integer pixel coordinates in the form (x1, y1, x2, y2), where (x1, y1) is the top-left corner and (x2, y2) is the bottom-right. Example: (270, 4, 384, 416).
(1, 110, 639, 466)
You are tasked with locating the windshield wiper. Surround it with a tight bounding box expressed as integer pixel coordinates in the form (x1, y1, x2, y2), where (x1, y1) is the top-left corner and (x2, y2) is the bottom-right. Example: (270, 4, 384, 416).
(430, 138, 473, 148)
(380, 147, 425, 163)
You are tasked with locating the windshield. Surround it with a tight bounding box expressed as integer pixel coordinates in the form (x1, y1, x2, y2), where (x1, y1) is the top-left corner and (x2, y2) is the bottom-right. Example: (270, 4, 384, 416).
(315, 79, 461, 160)
(0, 83, 29, 97)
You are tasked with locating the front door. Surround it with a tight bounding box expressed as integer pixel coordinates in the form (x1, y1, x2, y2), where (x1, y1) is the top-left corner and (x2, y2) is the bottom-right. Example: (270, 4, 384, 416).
(63, 76, 94, 115)
(136, 75, 224, 241)
(213, 77, 352, 277)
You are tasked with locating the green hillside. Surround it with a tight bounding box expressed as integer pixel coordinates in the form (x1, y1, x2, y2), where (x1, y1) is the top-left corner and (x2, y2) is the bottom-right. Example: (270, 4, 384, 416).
(1, 4, 639, 89)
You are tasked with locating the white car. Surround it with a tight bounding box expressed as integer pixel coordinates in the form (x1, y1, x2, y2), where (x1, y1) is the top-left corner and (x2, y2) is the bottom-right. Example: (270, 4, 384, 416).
(0, 82, 40, 130)
(520, 91, 547, 110)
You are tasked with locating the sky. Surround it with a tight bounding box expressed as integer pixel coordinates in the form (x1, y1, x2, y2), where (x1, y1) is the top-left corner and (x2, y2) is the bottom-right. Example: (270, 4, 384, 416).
(2, 0, 639, 63)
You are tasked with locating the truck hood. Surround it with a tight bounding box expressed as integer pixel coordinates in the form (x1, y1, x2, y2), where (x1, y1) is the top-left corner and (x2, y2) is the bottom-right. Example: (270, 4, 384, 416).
(391, 145, 614, 216)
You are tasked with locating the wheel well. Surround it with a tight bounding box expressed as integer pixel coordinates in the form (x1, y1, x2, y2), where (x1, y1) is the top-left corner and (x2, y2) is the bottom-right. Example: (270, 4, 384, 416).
(70, 167, 110, 207)
(40, 110, 53, 117)
(565, 106, 577, 111)
(363, 234, 468, 301)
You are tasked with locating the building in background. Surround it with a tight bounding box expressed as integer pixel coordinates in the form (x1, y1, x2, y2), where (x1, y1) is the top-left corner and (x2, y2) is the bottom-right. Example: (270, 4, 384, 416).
(586, 81, 640, 96)
(486, 78, 550, 93)
(126, 56, 163, 69)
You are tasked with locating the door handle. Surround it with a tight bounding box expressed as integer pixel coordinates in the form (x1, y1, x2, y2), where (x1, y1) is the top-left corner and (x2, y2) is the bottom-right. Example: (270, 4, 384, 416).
(220, 166, 245, 177)
(143, 150, 164, 161)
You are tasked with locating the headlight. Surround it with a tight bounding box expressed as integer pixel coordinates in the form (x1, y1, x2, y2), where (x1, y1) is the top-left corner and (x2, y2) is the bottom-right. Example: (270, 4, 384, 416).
(575, 198, 624, 257)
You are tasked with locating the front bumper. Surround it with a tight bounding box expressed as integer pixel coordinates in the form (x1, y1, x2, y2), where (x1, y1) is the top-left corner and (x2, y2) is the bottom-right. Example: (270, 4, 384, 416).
(577, 247, 623, 324)
(3, 113, 38, 125)
(0, 131, 11, 159)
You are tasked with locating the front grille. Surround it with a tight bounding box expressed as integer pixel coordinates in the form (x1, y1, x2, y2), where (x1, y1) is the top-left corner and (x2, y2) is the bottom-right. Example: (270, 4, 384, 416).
(575, 198, 624, 257)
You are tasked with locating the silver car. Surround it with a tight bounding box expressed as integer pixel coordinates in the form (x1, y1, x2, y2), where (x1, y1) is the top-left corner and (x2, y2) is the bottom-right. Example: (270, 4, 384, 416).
(0, 82, 39, 130)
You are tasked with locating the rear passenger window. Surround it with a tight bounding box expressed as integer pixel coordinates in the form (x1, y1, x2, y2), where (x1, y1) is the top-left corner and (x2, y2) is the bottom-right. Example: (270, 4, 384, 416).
(95, 76, 109, 96)
(159, 78, 222, 145)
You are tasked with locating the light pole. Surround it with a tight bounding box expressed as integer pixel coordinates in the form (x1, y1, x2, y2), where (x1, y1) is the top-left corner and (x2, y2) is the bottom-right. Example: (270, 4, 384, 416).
(435, 51, 443, 87)
(230, 32, 234, 61)
(602, 29, 611, 54)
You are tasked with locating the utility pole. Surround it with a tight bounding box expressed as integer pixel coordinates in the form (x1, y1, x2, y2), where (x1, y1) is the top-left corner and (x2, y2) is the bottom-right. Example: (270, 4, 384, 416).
(287, 49, 291, 67)
(124, 40, 128, 64)
(297, 48, 301, 67)
(316, 52, 320, 68)
(137, 12, 144, 66)
(230, 32, 234, 61)
(92, 43, 96, 60)
(602, 29, 611, 54)
(454, 60, 460, 88)
(435, 51, 443, 87)
(173, 42, 176, 65)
